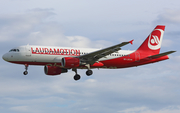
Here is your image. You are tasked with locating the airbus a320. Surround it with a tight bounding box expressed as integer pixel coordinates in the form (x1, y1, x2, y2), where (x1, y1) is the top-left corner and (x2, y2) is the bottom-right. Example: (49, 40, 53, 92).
(2, 25, 176, 80)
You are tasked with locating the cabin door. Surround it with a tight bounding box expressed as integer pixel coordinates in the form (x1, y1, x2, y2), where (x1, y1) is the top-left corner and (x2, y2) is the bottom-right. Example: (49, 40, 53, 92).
(135, 52, 140, 61)
(25, 45, 31, 56)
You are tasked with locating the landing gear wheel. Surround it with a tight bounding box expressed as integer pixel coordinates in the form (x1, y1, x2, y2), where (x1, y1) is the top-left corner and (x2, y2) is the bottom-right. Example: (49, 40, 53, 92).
(86, 70, 93, 76)
(23, 64, 29, 75)
(74, 74, 81, 81)
(23, 71, 28, 75)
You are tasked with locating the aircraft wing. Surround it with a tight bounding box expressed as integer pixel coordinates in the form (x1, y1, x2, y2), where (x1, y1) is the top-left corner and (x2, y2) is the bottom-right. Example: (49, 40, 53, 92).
(77, 40, 133, 65)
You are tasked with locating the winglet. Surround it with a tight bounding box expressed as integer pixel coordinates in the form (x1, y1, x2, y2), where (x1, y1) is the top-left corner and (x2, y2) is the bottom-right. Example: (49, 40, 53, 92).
(129, 40, 134, 45)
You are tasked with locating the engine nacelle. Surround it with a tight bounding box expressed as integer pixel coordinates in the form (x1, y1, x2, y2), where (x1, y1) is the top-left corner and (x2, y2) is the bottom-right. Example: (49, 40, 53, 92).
(62, 57, 80, 68)
(44, 66, 68, 75)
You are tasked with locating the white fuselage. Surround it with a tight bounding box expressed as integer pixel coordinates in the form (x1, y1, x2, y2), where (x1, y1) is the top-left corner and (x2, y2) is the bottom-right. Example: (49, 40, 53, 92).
(3, 45, 135, 65)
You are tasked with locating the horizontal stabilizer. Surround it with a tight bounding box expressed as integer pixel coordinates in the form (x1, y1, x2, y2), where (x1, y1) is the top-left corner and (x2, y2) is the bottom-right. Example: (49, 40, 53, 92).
(148, 51, 176, 58)
(136, 51, 176, 62)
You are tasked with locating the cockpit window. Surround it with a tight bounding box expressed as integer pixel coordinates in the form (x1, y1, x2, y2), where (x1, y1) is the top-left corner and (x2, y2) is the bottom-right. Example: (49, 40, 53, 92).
(9, 49, 20, 52)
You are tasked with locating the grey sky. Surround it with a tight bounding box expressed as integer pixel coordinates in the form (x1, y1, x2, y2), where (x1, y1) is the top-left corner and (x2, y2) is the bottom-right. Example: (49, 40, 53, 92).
(0, 0, 180, 113)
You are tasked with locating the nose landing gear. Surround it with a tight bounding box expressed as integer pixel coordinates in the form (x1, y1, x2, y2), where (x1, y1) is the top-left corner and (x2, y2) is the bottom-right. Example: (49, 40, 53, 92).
(23, 64, 28, 75)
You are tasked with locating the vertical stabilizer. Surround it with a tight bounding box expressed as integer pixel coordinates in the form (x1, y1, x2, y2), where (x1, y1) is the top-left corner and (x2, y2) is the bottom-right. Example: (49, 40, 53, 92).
(136, 25, 165, 55)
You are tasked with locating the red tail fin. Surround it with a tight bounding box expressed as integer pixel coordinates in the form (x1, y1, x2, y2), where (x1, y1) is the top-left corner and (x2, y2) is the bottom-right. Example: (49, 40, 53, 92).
(136, 25, 165, 55)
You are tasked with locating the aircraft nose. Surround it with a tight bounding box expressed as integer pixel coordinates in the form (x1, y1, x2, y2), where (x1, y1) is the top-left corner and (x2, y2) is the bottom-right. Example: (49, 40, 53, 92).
(2, 53, 9, 61)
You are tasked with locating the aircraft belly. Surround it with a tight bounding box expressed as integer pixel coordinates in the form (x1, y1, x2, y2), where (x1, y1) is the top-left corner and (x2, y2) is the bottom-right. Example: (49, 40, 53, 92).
(100, 56, 135, 68)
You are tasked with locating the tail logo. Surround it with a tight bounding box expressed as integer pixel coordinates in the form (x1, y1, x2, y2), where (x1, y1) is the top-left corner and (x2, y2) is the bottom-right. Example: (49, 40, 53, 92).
(148, 29, 164, 50)
(150, 35, 160, 45)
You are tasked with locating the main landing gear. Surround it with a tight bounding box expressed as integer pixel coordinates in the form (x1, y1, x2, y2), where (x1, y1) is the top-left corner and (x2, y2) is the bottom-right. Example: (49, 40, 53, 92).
(72, 64, 93, 81)
(86, 70, 93, 76)
(85, 64, 93, 76)
(23, 64, 28, 75)
(72, 68, 81, 81)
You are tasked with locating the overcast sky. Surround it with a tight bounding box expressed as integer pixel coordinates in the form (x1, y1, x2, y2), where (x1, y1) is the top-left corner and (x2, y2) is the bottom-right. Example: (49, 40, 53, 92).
(0, 0, 180, 113)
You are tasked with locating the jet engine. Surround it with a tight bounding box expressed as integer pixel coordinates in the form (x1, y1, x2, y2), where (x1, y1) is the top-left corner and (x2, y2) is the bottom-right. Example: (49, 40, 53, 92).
(61, 57, 80, 68)
(44, 65, 68, 75)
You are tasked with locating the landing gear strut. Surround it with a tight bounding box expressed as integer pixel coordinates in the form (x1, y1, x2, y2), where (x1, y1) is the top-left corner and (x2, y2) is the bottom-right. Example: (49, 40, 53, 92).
(72, 68, 81, 81)
(23, 64, 28, 75)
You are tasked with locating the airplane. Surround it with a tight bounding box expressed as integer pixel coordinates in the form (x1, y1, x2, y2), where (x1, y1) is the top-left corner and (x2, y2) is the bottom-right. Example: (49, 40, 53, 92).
(2, 25, 176, 80)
